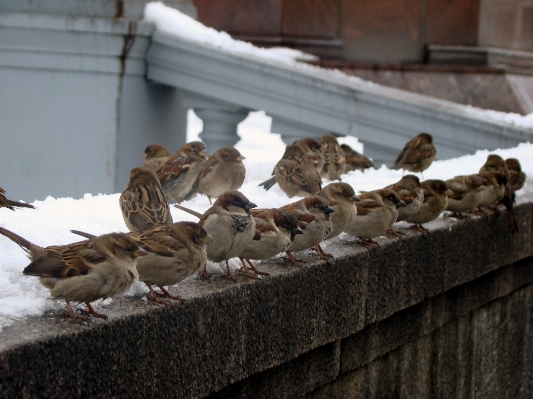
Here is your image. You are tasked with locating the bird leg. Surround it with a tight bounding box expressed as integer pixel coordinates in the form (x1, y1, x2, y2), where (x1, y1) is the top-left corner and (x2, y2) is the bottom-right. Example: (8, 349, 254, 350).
(284, 251, 305, 266)
(357, 238, 380, 248)
(311, 245, 334, 264)
(78, 302, 109, 320)
(224, 261, 237, 281)
(410, 223, 429, 234)
(387, 227, 404, 238)
(66, 301, 87, 320)
(237, 258, 259, 279)
(146, 284, 172, 307)
(202, 263, 209, 278)
(157, 285, 186, 302)
(245, 258, 270, 277)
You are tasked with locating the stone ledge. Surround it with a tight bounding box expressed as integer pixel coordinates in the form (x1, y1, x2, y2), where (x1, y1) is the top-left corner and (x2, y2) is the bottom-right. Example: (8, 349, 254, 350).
(0, 203, 532, 398)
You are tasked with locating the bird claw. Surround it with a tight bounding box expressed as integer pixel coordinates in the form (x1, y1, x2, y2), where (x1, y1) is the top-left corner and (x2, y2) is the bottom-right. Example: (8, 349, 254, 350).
(77, 303, 108, 320)
(148, 293, 172, 307)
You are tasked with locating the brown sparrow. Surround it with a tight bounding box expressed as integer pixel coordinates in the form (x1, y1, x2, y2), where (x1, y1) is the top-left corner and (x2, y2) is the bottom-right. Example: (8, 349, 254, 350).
(0, 227, 146, 320)
(260, 144, 322, 198)
(320, 134, 346, 181)
(445, 174, 484, 216)
(385, 175, 423, 236)
(141, 144, 171, 172)
(393, 133, 437, 174)
(120, 167, 173, 233)
(176, 191, 257, 279)
(479, 154, 517, 232)
(239, 208, 303, 277)
(72, 222, 213, 306)
(183, 147, 246, 204)
(317, 182, 359, 240)
(505, 158, 526, 192)
(156, 141, 208, 203)
(345, 189, 406, 246)
(281, 196, 335, 264)
(0, 187, 35, 211)
(403, 179, 448, 232)
(341, 144, 374, 173)
(477, 171, 507, 210)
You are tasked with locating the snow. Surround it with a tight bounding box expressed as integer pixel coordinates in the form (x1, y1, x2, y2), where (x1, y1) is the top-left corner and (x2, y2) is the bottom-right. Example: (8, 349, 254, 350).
(0, 110, 531, 331)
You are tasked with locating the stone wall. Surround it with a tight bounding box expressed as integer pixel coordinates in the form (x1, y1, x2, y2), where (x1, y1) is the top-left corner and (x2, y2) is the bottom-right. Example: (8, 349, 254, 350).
(0, 203, 532, 398)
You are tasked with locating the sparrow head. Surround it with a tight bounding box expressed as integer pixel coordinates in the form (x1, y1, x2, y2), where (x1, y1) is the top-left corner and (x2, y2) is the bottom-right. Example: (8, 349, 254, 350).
(416, 132, 434, 144)
(272, 208, 303, 236)
(320, 134, 341, 147)
(304, 195, 335, 216)
(379, 188, 406, 208)
(483, 154, 505, 169)
(174, 221, 213, 246)
(282, 144, 306, 160)
(142, 144, 170, 159)
(505, 158, 522, 172)
(400, 174, 422, 188)
(215, 191, 256, 214)
(294, 137, 321, 153)
(214, 147, 245, 163)
(320, 182, 360, 203)
(180, 141, 208, 161)
(94, 232, 148, 260)
(422, 179, 448, 195)
(127, 167, 159, 187)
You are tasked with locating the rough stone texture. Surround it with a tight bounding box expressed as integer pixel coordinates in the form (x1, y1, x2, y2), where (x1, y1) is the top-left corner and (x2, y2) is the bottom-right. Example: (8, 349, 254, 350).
(307, 283, 533, 399)
(0, 204, 531, 398)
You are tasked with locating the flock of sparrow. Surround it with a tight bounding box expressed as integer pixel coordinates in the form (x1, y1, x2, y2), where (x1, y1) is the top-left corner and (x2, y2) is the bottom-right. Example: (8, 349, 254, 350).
(0, 133, 526, 321)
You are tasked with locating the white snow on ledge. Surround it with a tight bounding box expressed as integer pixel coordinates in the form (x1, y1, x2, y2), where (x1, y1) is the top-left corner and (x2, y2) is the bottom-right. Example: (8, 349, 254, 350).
(143, 2, 533, 130)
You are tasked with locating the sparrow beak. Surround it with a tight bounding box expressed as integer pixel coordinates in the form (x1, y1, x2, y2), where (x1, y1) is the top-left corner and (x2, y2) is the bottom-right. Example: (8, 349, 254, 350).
(397, 200, 407, 207)
(292, 226, 304, 235)
(205, 234, 214, 243)
(245, 202, 257, 211)
(352, 195, 360, 202)
(324, 206, 335, 214)
(141, 153, 147, 159)
(134, 248, 149, 257)
(199, 150, 208, 157)
(236, 155, 246, 161)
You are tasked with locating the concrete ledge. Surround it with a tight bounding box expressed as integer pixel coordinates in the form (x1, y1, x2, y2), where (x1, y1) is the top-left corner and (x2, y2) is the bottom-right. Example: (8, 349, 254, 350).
(0, 204, 532, 398)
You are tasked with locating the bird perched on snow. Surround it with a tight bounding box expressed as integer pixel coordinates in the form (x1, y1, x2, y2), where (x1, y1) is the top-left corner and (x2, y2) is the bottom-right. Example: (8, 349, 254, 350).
(141, 144, 171, 172)
(156, 141, 208, 203)
(182, 147, 246, 204)
(479, 154, 517, 232)
(259, 144, 322, 198)
(317, 182, 359, 240)
(345, 189, 406, 246)
(120, 167, 173, 233)
(445, 174, 484, 216)
(239, 208, 303, 277)
(71, 222, 212, 306)
(0, 227, 146, 320)
(403, 179, 448, 232)
(175, 191, 256, 280)
(320, 134, 346, 181)
(281, 195, 334, 264)
(385, 175, 423, 236)
(505, 158, 526, 192)
(393, 133, 437, 175)
(0, 187, 35, 211)
(341, 144, 374, 173)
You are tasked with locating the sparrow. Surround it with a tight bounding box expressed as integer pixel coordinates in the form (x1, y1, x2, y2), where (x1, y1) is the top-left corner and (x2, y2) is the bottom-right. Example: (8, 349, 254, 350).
(393, 133, 437, 175)
(316, 182, 359, 240)
(141, 144, 171, 172)
(445, 174, 484, 216)
(385, 175, 423, 236)
(175, 191, 257, 279)
(505, 158, 526, 192)
(120, 167, 173, 233)
(259, 144, 322, 198)
(341, 144, 374, 173)
(0, 187, 35, 211)
(479, 154, 517, 232)
(182, 147, 246, 204)
(403, 179, 448, 232)
(156, 141, 208, 203)
(72, 222, 213, 306)
(239, 208, 303, 276)
(281, 195, 335, 264)
(320, 134, 346, 181)
(258, 138, 323, 191)
(345, 189, 406, 246)
(0, 227, 146, 320)
(477, 171, 507, 210)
